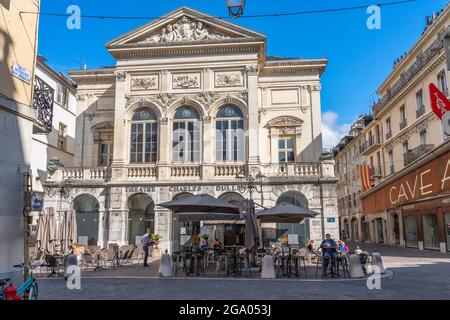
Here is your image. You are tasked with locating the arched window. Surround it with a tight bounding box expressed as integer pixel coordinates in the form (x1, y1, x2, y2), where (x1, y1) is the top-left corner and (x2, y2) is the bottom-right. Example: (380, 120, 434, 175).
(130, 107, 158, 164)
(216, 105, 244, 162)
(173, 106, 201, 163)
(127, 194, 155, 245)
(218, 192, 246, 213)
(276, 191, 309, 208)
(73, 194, 100, 246)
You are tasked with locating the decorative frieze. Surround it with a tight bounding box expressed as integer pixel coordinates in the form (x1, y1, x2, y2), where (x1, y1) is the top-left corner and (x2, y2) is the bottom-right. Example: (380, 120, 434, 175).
(215, 71, 243, 87)
(139, 16, 230, 44)
(131, 76, 158, 90)
(172, 73, 201, 89)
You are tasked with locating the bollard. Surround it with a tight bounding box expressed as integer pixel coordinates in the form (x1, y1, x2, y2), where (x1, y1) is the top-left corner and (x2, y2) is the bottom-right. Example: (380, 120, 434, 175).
(349, 254, 365, 278)
(371, 252, 385, 274)
(261, 255, 276, 279)
(158, 249, 173, 277)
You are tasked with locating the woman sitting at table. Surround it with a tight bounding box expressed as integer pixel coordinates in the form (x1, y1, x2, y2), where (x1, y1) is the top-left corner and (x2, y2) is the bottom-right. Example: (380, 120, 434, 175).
(213, 239, 223, 250)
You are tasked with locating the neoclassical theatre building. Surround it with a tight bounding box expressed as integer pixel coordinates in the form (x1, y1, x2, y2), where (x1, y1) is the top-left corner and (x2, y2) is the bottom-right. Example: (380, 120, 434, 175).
(44, 7, 339, 252)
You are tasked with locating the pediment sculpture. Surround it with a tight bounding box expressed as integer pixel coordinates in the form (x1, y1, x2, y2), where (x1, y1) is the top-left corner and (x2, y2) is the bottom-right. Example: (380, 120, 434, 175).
(139, 16, 230, 43)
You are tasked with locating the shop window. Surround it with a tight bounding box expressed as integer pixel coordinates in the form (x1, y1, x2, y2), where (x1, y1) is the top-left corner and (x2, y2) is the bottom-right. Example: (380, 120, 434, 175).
(422, 214, 440, 250)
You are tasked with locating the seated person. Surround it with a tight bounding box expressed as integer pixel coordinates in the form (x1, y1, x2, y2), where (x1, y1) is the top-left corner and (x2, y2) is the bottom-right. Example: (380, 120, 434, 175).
(199, 238, 208, 251)
(319, 234, 338, 276)
(212, 239, 223, 250)
(337, 240, 349, 255)
(306, 240, 315, 252)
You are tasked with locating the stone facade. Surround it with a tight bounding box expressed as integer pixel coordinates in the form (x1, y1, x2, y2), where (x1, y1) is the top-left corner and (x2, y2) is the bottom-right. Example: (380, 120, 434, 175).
(44, 7, 338, 252)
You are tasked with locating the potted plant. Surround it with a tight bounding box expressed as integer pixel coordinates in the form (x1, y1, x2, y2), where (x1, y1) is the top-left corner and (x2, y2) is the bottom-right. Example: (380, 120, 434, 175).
(151, 234, 162, 247)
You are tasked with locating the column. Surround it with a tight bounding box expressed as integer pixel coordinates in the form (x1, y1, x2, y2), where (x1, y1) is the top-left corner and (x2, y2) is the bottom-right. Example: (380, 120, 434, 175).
(112, 71, 128, 180)
(309, 84, 323, 161)
(246, 65, 260, 166)
(202, 116, 214, 179)
(158, 118, 170, 179)
(270, 129, 279, 164)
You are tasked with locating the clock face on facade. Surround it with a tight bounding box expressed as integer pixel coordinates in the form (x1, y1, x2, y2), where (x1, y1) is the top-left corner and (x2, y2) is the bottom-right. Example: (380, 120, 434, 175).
(140, 110, 151, 119)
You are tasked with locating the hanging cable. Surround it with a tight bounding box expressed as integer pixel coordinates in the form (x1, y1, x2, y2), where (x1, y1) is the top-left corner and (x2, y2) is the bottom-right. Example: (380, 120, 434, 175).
(19, 0, 417, 21)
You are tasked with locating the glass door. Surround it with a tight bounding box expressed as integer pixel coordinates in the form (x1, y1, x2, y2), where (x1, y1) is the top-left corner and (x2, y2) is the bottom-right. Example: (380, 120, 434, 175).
(404, 215, 418, 248)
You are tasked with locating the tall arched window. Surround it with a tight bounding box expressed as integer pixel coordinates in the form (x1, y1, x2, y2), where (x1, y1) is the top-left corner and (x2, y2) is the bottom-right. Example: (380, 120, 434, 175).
(173, 106, 201, 163)
(130, 107, 158, 163)
(216, 105, 244, 162)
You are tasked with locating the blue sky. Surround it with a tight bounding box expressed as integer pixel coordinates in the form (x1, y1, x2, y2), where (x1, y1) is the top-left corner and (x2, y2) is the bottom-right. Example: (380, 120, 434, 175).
(37, 0, 449, 148)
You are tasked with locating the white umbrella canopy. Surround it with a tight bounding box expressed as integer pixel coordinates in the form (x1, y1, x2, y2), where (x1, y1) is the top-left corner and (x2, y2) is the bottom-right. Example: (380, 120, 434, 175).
(69, 209, 77, 245)
(36, 209, 48, 252)
(48, 207, 57, 253)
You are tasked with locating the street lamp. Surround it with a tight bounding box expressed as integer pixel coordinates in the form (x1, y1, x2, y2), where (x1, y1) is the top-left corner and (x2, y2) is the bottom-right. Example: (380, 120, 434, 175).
(235, 172, 265, 202)
(47, 181, 72, 253)
(226, 0, 246, 18)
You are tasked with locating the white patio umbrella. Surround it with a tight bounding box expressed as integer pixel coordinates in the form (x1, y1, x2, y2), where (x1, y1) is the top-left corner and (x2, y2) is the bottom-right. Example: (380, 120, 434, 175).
(48, 207, 57, 253)
(36, 209, 48, 252)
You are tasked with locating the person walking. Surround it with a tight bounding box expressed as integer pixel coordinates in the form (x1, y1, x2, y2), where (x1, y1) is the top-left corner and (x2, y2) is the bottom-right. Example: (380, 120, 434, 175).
(142, 231, 151, 267)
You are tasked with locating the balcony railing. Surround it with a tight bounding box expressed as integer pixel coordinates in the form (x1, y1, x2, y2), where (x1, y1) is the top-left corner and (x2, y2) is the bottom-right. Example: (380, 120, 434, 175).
(404, 144, 435, 166)
(127, 166, 157, 178)
(171, 165, 201, 178)
(33, 76, 54, 132)
(399, 120, 408, 130)
(62, 167, 111, 180)
(361, 136, 381, 155)
(261, 162, 320, 177)
(370, 166, 382, 178)
(386, 131, 392, 140)
(416, 106, 425, 118)
(214, 164, 246, 177)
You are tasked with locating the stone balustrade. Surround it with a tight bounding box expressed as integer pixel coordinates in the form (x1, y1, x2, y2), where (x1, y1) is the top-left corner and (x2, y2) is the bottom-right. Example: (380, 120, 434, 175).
(214, 164, 246, 177)
(171, 165, 201, 178)
(127, 166, 157, 178)
(50, 161, 332, 184)
(62, 167, 110, 180)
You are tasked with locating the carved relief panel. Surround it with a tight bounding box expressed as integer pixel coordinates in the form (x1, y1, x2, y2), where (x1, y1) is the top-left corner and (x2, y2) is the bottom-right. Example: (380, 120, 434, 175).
(131, 75, 159, 91)
(214, 71, 244, 88)
(172, 72, 201, 89)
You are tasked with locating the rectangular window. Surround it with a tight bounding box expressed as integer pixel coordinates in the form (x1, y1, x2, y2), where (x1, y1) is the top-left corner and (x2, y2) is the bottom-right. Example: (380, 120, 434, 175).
(56, 83, 68, 108)
(385, 117, 392, 139)
(99, 143, 113, 166)
(278, 137, 295, 163)
(399, 105, 406, 126)
(419, 129, 427, 146)
(173, 121, 200, 163)
(403, 141, 409, 166)
(416, 90, 425, 117)
(388, 150, 394, 174)
(58, 123, 67, 151)
(438, 70, 448, 96)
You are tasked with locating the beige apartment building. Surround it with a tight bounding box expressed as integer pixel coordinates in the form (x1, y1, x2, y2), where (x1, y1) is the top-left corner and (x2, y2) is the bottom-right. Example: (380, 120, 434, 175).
(43, 7, 339, 253)
(0, 0, 43, 280)
(336, 5, 450, 252)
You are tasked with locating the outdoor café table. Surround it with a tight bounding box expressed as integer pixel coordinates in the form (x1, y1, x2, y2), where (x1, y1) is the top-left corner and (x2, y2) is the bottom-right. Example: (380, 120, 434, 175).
(274, 254, 288, 277)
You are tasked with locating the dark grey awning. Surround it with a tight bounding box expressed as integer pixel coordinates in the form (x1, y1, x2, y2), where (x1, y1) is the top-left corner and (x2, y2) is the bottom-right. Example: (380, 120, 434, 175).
(256, 203, 319, 224)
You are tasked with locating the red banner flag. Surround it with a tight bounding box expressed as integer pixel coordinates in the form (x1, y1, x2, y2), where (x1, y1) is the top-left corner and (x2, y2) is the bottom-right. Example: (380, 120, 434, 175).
(359, 165, 372, 191)
(429, 83, 450, 119)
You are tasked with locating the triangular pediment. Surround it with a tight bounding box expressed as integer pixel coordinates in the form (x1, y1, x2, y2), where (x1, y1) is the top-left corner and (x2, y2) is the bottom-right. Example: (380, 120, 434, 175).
(107, 7, 266, 47)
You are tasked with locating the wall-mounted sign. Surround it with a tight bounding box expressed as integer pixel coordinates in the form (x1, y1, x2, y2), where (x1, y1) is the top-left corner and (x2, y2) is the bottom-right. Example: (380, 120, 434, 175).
(31, 193, 43, 211)
(11, 62, 31, 84)
(327, 218, 336, 223)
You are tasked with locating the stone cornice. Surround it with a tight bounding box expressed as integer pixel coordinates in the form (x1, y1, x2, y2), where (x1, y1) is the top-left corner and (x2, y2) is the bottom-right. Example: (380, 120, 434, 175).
(375, 54, 446, 119)
(108, 41, 264, 60)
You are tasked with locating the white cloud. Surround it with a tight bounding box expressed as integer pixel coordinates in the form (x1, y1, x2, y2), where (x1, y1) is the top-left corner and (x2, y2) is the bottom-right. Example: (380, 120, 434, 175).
(322, 111, 351, 150)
